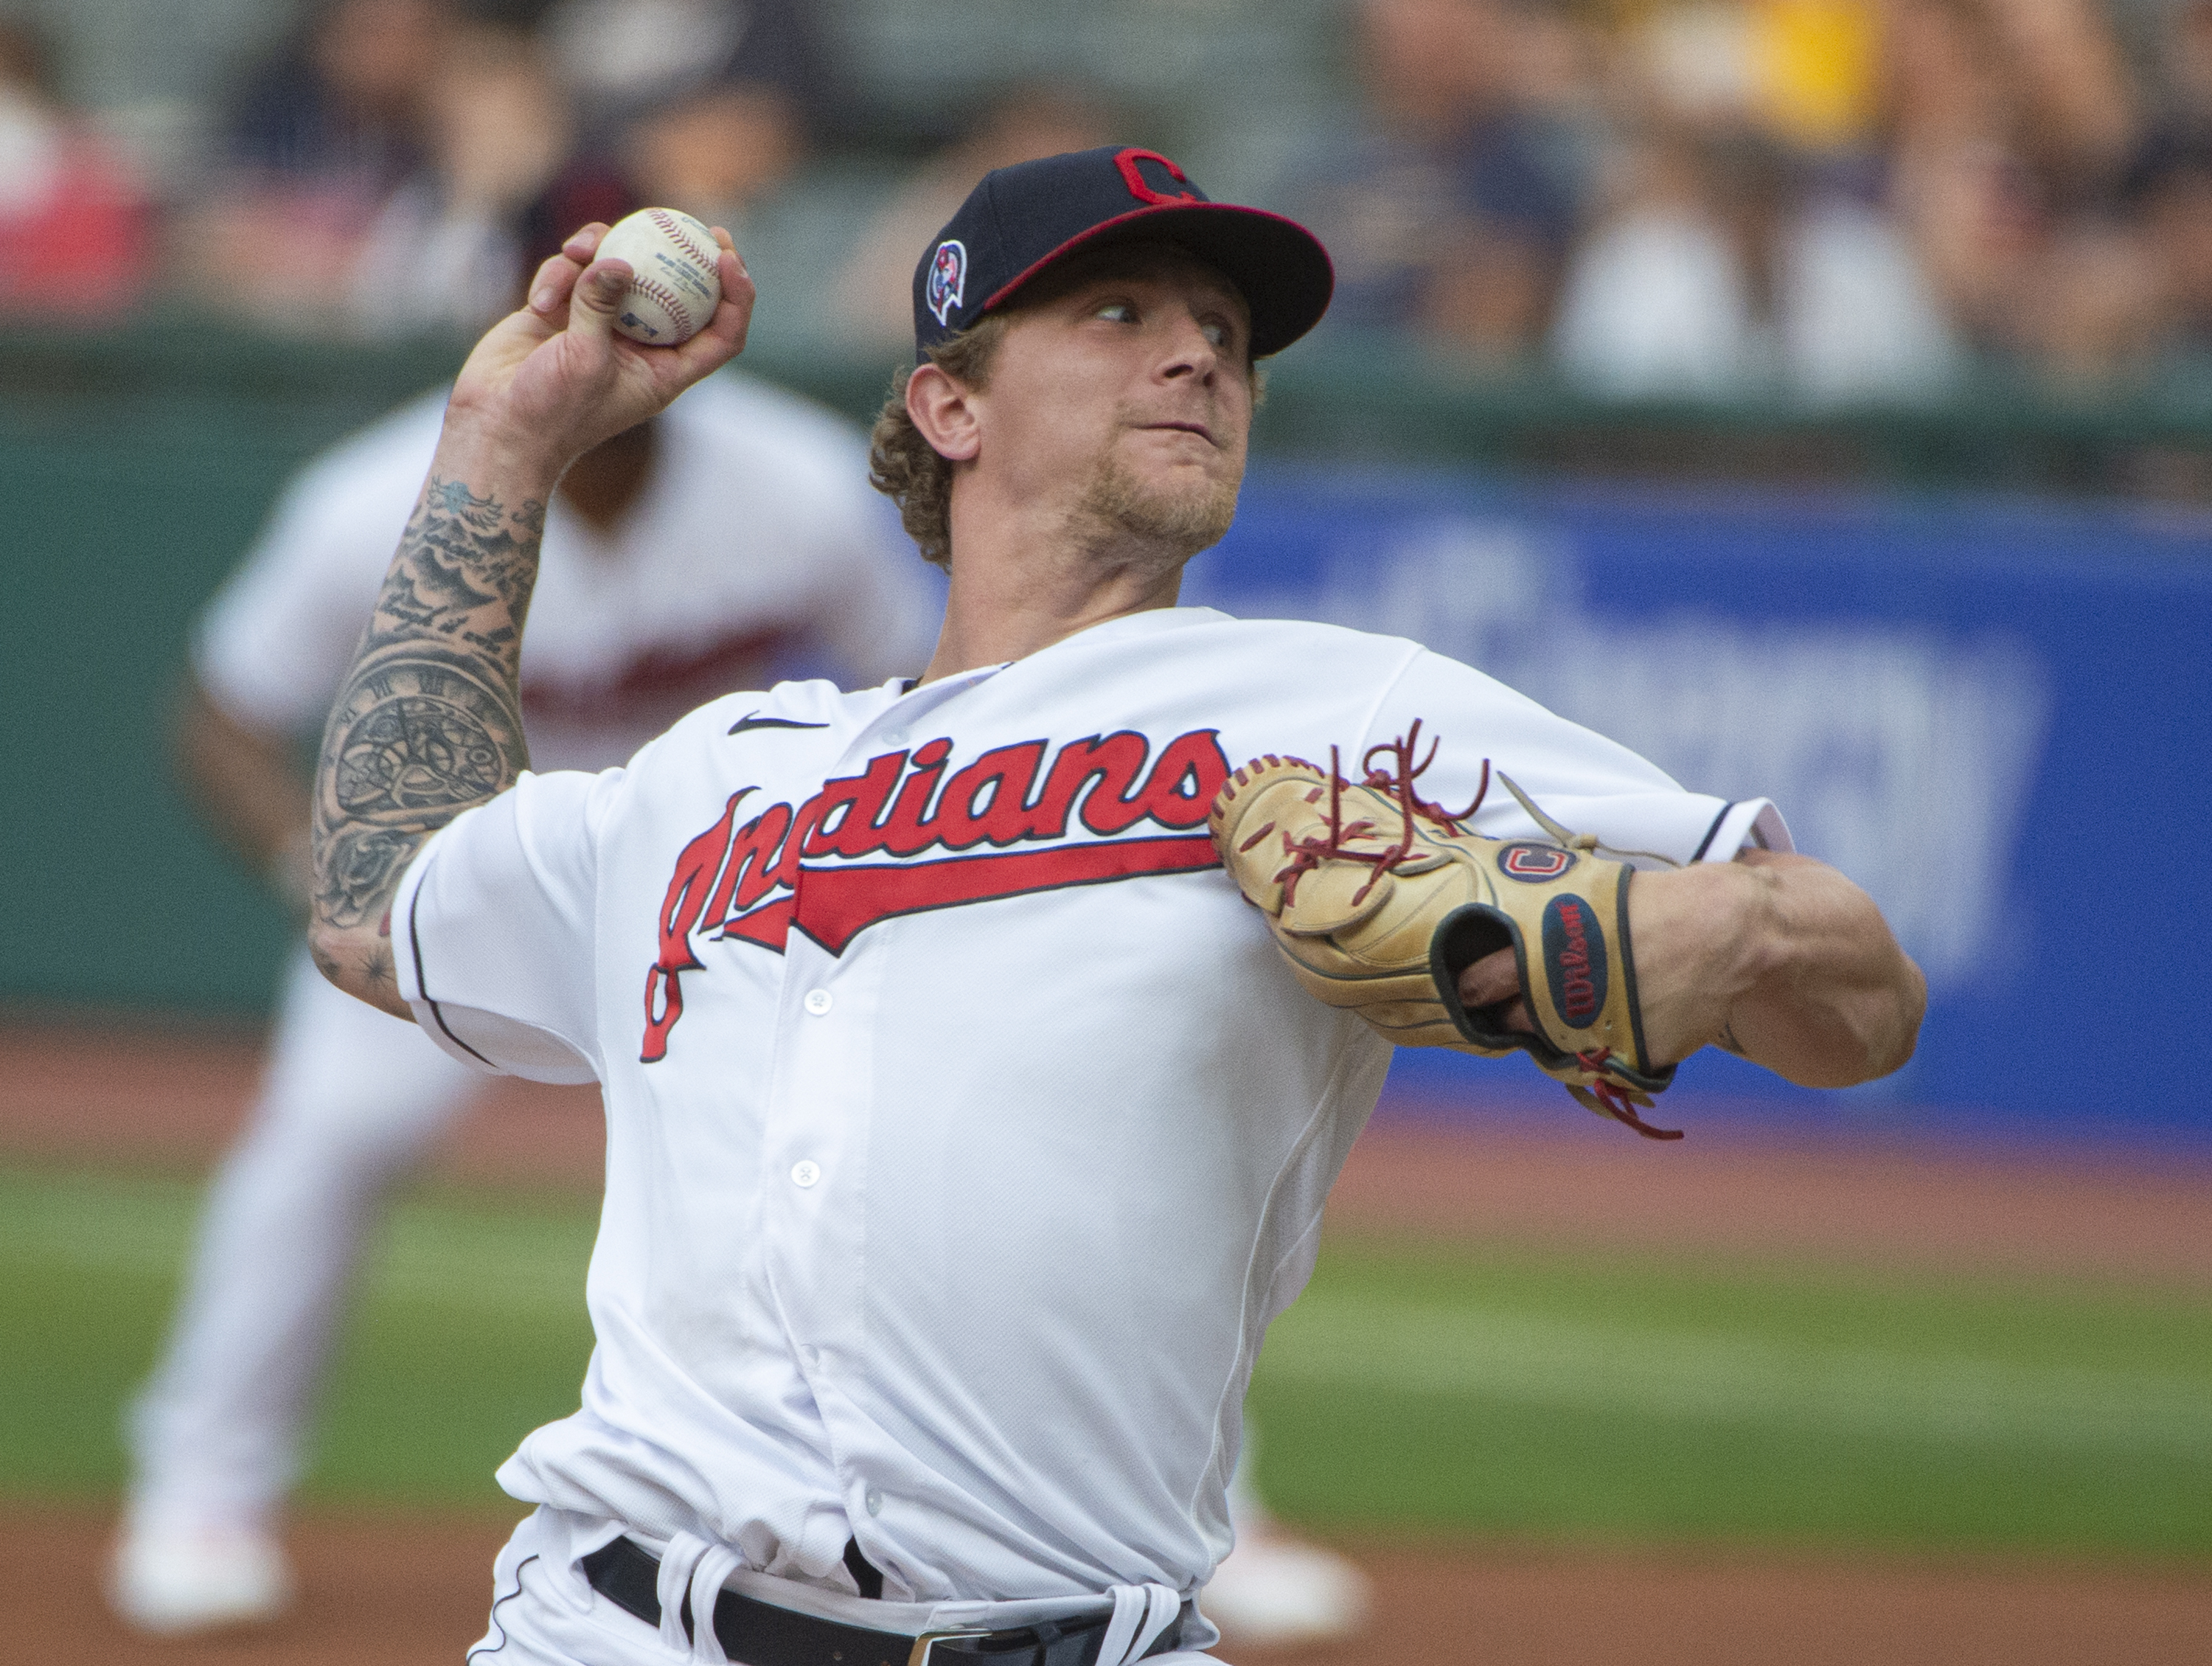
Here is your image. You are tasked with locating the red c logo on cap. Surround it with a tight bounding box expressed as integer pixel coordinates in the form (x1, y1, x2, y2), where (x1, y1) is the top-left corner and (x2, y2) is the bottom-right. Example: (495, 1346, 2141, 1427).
(1115, 147, 1199, 206)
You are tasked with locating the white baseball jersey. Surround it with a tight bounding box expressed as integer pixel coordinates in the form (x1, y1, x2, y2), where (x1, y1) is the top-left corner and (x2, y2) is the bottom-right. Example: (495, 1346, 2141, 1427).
(195, 375, 937, 768)
(389, 607, 1788, 1608)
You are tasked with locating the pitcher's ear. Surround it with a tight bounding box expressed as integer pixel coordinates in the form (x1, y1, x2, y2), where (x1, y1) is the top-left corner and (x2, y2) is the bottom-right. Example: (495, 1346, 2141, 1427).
(905, 361, 982, 463)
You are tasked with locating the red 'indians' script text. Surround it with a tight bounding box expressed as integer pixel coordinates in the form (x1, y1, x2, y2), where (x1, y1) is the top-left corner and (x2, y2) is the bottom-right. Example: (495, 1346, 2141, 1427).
(642, 729, 1231, 1060)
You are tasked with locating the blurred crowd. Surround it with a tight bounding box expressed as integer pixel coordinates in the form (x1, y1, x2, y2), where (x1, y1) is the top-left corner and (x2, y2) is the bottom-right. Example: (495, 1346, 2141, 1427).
(1287, 0, 2212, 398)
(0, 0, 827, 335)
(7, 0, 2212, 402)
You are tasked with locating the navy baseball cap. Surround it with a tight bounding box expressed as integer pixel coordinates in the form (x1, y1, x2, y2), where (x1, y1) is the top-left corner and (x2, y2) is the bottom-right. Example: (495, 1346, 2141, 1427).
(911, 145, 1334, 361)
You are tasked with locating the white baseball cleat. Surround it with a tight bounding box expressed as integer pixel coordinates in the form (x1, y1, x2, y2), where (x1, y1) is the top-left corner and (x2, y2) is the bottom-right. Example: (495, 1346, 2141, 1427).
(106, 1521, 293, 1635)
(1201, 1529, 1371, 1647)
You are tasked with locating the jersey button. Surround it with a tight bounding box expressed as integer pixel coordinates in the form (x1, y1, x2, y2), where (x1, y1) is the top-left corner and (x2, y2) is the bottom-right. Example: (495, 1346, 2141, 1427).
(864, 1487, 884, 1517)
(790, 1160, 821, 1188)
(803, 988, 833, 1016)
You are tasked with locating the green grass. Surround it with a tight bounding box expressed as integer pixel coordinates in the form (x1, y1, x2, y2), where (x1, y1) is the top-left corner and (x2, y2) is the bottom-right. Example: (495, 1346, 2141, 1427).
(4, 1164, 2210, 1554)
(1248, 1240, 2212, 1555)
(0, 1166, 595, 1510)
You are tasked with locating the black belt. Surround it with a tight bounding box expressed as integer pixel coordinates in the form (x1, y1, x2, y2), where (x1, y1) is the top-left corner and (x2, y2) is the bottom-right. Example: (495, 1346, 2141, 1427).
(580, 1535, 1189, 1666)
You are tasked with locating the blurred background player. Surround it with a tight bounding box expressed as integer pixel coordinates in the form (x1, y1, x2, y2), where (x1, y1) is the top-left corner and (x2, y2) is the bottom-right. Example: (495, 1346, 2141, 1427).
(539, 0, 828, 239)
(107, 194, 936, 1634)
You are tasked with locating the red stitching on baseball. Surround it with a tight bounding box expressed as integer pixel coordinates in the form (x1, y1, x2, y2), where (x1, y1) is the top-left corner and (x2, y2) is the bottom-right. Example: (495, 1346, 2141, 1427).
(626, 275, 695, 338)
(646, 208, 716, 273)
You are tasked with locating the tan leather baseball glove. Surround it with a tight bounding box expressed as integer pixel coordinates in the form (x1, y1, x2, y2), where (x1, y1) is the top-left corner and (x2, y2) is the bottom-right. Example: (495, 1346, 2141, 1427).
(1209, 728, 1682, 1139)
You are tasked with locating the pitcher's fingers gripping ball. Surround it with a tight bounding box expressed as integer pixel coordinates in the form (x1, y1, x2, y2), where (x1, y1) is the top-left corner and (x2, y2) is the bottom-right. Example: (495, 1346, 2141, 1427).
(1208, 728, 1683, 1139)
(596, 207, 722, 344)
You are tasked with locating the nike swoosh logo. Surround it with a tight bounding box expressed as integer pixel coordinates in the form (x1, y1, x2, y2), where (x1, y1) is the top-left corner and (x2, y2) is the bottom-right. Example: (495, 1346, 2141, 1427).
(728, 714, 832, 736)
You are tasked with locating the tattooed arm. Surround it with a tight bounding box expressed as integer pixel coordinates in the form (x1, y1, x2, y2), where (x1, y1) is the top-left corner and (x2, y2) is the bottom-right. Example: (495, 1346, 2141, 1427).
(305, 479, 543, 1006)
(307, 221, 752, 1016)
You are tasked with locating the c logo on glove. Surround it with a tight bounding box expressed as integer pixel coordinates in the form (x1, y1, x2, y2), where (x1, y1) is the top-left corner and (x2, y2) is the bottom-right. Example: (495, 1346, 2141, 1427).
(1500, 843, 1576, 881)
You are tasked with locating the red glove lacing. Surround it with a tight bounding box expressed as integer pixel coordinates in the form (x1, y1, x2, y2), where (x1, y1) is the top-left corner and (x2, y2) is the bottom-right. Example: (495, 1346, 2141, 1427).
(1273, 720, 1491, 908)
(1256, 724, 1685, 1143)
(1576, 1050, 1684, 1140)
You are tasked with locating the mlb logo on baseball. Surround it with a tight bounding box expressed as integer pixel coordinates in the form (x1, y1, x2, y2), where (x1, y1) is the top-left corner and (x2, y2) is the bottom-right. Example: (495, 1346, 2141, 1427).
(1501, 842, 1576, 880)
(927, 239, 968, 326)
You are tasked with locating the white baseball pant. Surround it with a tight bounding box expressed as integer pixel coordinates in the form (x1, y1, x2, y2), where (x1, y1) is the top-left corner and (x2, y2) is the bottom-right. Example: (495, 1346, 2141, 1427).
(125, 945, 485, 1532)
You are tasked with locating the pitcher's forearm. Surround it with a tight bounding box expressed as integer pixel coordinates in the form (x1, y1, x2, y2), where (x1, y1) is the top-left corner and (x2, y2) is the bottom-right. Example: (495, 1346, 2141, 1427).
(305, 219, 751, 1013)
(1719, 853, 1926, 1087)
(173, 679, 314, 903)
(1610, 850, 1924, 1089)
(306, 465, 549, 1010)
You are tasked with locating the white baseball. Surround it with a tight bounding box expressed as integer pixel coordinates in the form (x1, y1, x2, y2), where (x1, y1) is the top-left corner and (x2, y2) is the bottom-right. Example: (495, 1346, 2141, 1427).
(595, 207, 722, 345)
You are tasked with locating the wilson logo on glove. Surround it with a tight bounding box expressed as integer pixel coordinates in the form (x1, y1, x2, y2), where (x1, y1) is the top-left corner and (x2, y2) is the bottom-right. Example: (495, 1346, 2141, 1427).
(1540, 895, 1607, 1027)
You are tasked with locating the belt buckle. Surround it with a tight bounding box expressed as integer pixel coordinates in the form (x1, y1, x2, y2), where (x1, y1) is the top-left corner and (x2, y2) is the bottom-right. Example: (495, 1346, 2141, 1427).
(908, 1628, 995, 1665)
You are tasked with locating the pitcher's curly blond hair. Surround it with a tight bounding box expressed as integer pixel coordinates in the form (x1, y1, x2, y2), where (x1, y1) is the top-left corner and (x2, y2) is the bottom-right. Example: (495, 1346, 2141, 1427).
(866, 316, 1012, 570)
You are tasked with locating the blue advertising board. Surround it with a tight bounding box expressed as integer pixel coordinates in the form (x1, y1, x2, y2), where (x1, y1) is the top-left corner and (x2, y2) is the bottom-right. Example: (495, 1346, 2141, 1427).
(1189, 468, 2212, 1150)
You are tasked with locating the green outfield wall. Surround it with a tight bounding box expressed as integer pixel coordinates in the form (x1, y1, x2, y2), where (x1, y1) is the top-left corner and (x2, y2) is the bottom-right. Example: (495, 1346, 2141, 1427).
(3, 315, 2206, 1016)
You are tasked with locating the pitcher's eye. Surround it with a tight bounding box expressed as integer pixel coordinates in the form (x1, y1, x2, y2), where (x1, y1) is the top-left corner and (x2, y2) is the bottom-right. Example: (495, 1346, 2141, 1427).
(1095, 301, 1136, 323)
(1201, 320, 1229, 348)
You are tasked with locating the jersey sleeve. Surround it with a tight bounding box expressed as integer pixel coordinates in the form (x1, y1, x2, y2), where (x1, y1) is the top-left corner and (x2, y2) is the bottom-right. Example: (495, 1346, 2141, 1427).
(1362, 648, 1792, 866)
(388, 768, 618, 1083)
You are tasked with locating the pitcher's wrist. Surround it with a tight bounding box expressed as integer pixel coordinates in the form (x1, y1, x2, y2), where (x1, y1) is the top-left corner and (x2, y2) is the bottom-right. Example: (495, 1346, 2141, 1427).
(425, 417, 566, 505)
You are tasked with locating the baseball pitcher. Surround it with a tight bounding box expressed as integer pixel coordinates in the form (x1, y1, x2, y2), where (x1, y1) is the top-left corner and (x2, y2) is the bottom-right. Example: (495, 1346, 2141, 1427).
(304, 148, 1924, 1666)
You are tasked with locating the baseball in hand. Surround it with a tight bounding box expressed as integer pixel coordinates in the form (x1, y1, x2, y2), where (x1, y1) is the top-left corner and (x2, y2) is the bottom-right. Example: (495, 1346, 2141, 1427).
(595, 207, 722, 345)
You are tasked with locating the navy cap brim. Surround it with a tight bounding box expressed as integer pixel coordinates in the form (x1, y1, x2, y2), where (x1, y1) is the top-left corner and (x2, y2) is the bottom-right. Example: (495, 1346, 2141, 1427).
(978, 200, 1335, 359)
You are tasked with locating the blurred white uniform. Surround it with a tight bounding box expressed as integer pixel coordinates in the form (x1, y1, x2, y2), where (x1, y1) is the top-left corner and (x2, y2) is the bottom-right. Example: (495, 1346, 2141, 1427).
(123, 374, 936, 1558)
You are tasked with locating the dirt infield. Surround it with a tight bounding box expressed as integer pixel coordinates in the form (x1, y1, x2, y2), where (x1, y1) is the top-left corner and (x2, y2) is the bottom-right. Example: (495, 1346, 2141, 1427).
(10, 1016, 2212, 1662)
(17, 1507, 2212, 1666)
